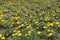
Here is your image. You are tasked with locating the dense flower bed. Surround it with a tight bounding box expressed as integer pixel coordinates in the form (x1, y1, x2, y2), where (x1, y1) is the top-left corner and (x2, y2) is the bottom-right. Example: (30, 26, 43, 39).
(0, 0, 60, 40)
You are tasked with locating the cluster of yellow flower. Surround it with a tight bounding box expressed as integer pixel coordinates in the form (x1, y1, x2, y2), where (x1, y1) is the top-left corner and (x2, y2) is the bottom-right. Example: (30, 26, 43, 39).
(0, 0, 60, 40)
(0, 34, 5, 40)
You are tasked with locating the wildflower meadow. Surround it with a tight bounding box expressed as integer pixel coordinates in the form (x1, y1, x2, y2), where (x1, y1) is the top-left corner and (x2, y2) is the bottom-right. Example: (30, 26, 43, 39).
(0, 0, 60, 40)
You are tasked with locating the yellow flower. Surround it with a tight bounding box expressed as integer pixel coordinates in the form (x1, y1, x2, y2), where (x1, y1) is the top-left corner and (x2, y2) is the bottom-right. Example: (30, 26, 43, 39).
(45, 17, 50, 21)
(0, 34, 2, 37)
(16, 21, 20, 24)
(1, 20, 5, 22)
(58, 25, 60, 27)
(21, 24, 24, 27)
(28, 33, 31, 36)
(52, 10, 55, 13)
(33, 20, 36, 22)
(50, 23, 54, 26)
(47, 33, 53, 37)
(26, 25, 32, 28)
(55, 21, 59, 24)
(37, 31, 42, 35)
(40, 17, 43, 20)
(25, 33, 31, 36)
(47, 23, 54, 26)
(21, 6, 24, 9)
(15, 26, 21, 29)
(25, 14, 28, 16)
(17, 10, 21, 13)
(43, 26, 48, 29)
(25, 34, 28, 36)
(1, 36, 5, 40)
(1, 14, 4, 17)
(11, 16, 15, 19)
(12, 34, 15, 36)
(28, 31, 32, 33)
(29, 14, 32, 18)
(47, 30, 51, 32)
(17, 33, 22, 36)
(15, 17, 20, 20)
(10, 22, 14, 24)
(47, 12, 50, 14)
(10, 25, 13, 27)
(17, 30, 21, 33)
(30, 15, 32, 18)
(35, 21, 38, 24)
(56, 16, 58, 18)
(13, 30, 17, 32)
(25, 23, 28, 25)
(36, 27, 39, 29)
(0, 10, 3, 13)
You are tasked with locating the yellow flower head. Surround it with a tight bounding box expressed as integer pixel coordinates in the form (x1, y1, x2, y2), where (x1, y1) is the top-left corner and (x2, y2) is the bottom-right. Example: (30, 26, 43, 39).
(13, 30, 17, 32)
(12, 34, 16, 36)
(28, 33, 31, 36)
(21, 24, 25, 27)
(16, 21, 20, 24)
(28, 31, 32, 33)
(47, 30, 51, 32)
(47, 23, 54, 26)
(43, 26, 48, 29)
(17, 33, 22, 36)
(0, 34, 2, 37)
(37, 31, 42, 35)
(55, 21, 59, 24)
(26, 25, 32, 28)
(47, 33, 53, 37)
(1, 36, 5, 40)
